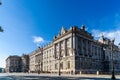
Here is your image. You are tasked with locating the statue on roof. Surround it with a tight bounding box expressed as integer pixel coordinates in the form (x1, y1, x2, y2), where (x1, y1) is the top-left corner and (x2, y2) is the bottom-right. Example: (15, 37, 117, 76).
(81, 24, 85, 31)
(61, 26, 67, 35)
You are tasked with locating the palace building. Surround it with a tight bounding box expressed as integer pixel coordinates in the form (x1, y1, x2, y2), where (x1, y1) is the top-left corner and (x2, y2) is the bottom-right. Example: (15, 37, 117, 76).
(29, 25, 120, 74)
(6, 25, 120, 74)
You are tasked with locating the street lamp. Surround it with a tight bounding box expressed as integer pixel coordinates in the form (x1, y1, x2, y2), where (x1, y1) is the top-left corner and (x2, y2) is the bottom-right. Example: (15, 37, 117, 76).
(111, 38, 116, 79)
(58, 52, 61, 76)
(53, 44, 62, 76)
(58, 58, 60, 76)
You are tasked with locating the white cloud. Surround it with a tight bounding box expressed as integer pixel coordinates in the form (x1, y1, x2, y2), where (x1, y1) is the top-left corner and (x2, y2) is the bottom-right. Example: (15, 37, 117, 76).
(92, 29, 101, 37)
(32, 36, 51, 47)
(33, 36, 44, 43)
(92, 12, 120, 45)
(92, 30, 120, 45)
(33, 36, 44, 47)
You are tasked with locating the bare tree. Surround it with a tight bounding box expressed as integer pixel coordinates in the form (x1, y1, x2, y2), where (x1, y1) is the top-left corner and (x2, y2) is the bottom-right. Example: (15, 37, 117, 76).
(0, 1, 3, 32)
(0, 26, 3, 32)
(0, 0, 2, 5)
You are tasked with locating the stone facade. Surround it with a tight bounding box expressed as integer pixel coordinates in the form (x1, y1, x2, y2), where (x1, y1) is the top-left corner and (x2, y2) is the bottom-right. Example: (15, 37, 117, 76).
(29, 47, 43, 73)
(5, 54, 29, 73)
(41, 25, 105, 74)
(98, 35, 120, 74)
(29, 25, 120, 74)
(5, 25, 120, 74)
(29, 51, 36, 72)
(21, 54, 29, 72)
(6, 56, 21, 72)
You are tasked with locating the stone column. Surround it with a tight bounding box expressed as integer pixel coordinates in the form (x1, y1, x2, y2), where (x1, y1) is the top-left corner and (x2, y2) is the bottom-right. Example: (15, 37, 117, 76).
(99, 48, 101, 59)
(86, 40, 88, 56)
(73, 33, 76, 53)
(90, 42, 92, 56)
(54, 44, 56, 58)
(64, 39, 67, 57)
(76, 37, 78, 55)
(58, 42, 61, 58)
(58, 42, 61, 74)
(81, 38, 83, 56)
(97, 47, 98, 59)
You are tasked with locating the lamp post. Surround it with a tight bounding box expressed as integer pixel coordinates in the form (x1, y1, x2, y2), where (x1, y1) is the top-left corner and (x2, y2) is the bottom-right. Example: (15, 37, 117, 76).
(111, 38, 116, 79)
(118, 43, 120, 50)
(58, 57, 61, 76)
(54, 43, 61, 76)
(58, 51, 62, 76)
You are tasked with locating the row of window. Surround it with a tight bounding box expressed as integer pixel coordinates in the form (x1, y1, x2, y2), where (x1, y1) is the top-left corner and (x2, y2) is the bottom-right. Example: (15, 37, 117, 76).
(43, 61, 71, 71)
(55, 61, 70, 70)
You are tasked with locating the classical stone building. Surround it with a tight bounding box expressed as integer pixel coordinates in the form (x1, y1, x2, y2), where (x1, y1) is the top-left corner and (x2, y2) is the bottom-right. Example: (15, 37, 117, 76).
(29, 47, 43, 73)
(6, 55, 21, 72)
(29, 25, 120, 74)
(21, 54, 29, 72)
(6, 54, 29, 73)
(98, 35, 120, 74)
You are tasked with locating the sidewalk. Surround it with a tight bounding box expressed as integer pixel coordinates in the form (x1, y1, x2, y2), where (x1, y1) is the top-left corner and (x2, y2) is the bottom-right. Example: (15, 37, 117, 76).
(1, 73, 120, 79)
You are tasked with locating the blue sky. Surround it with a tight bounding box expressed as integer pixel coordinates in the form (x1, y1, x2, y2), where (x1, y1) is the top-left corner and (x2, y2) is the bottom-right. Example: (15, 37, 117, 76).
(0, 0, 120, 68)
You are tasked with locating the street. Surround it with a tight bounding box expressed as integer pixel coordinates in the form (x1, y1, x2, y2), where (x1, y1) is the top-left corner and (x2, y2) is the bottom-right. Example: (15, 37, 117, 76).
(0, 76, 112, 80)
(0, 73, 120, 80)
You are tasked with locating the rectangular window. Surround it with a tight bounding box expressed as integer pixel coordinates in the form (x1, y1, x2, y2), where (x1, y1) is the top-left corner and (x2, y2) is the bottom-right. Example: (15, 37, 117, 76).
(55, 63, 58, 70)
(67, 38, 70, 48)
(60, 62, 63, 69)
(66, 49, 69, 56)
(60, 51, 64, 57)
(67, 61, 70, 69)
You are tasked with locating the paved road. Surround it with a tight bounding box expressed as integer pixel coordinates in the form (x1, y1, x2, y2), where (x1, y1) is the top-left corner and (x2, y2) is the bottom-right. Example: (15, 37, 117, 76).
(0, 73, 120, 80)
(0, 76, 119, 80)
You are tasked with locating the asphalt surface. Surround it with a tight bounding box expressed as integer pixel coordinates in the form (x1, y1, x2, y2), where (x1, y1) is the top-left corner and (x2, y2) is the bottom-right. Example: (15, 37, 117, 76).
(0, 76, 119, 80)
(0, 73, 120, 80)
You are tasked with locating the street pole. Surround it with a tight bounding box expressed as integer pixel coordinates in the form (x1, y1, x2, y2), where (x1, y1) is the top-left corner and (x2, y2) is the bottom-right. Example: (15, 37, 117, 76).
(58, 58, 60, 76)
(111, 38, 116, 80)
(58, 49, 61, 76)
(38, 60, 40, 74)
